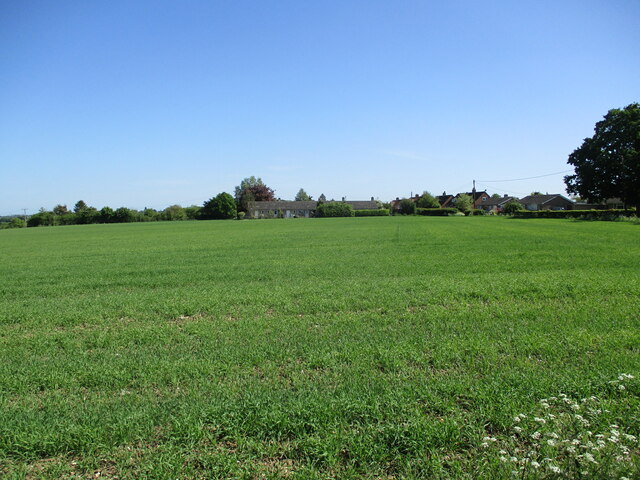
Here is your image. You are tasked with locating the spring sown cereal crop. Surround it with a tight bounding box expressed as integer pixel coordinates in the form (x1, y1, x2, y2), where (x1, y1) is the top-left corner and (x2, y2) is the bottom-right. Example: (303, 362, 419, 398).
(0, 216, 638, 479)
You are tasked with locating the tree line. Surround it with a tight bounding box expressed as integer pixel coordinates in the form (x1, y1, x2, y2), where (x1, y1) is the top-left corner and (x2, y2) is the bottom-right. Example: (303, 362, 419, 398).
(11, 176, 297, 228)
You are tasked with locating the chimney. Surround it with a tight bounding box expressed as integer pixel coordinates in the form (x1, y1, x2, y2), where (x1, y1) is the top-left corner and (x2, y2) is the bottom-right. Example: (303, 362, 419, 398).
(396, 197, 399, 201)
(341, 196, 345, 202)
(371, 196, 374, 201)
(504, 194, 508, 198)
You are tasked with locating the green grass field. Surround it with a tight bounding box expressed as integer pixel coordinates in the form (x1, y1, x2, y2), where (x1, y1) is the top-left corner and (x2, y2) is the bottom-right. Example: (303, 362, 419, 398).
(1, 217, 638, 479)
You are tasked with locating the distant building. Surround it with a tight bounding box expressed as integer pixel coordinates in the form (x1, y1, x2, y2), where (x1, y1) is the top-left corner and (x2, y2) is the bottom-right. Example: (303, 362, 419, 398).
(477, 195, 519, 212)
(247, 198, 378, 219)
(519, 194, 574, 211)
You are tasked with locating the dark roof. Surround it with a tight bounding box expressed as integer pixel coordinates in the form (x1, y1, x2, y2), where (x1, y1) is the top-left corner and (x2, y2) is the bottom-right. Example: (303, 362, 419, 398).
(457, 190, 488, 202)
(248, 201, 317, 210)
(478, 196, 518, 207)
(248, 200, 379, 210)
(519, 194, 573, 205)
(346, 200, 378, 210)
(437, 195, 455, 207)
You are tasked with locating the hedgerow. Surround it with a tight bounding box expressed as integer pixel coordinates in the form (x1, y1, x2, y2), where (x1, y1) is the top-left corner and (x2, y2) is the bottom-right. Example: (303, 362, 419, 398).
(416, 208, 458, 216)
(354, 209, 389, 216)
(512, 209, 633, 220)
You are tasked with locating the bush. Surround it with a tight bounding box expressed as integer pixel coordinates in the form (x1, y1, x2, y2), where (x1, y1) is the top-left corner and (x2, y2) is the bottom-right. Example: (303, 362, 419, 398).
(397, 199, 417, 215)
(454, 194, 472, 213)
(316, 202, 354, 217)
(162, 205, 186, 221)
(416, 192, 440, 208)
(512, 209, 633, 220)
(416, 208, 458, 216)
(75, 207, 100, 224)
(184, 206, 201, 220)
(5, 217, 25, 229)
(202, 192, 237, 220)
(354, 209, 389, 216)
(27, 211, 55, 227)
(502, 199, 524, 215)
(470, 209, 486, 216)
(237, 211, 246, 220)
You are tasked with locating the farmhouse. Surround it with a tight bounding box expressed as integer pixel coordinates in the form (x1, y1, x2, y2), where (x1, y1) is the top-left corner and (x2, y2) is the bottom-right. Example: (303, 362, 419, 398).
(519, 194, 574, 211)
(247, 198, 378, 218)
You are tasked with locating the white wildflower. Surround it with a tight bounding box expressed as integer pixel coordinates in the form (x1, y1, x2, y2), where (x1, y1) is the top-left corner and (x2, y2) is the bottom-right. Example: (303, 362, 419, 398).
(530, 461, 540, 468)
(618, 384, 626, 390)
(547, 439, 557, 446)
(510, 456, 518, 462)
(623, 434, 636, 442)
(584, 452, 597, 464)
(548, 465, 561, 473)
(513, 426, 522, 433)
(534, 417, 546, 424)
(481, 442, 488, 448)
(531, 431, 541, 440)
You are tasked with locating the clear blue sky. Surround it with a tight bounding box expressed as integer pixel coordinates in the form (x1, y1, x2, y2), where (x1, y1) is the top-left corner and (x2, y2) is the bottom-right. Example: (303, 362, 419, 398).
(1, 0, 638, 214)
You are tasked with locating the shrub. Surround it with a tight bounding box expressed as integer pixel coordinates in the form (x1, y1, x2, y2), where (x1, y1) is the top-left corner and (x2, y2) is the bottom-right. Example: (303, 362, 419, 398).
(237, 211, 246, 220)
(397, 199, 417, 215)
(416, 208, 458, 216)
(502, 199, 525, 215)
(416, 192, 440, 208)
(162, 205, 186, 221)
(470, 209, 486, 216)
(354, 209, 389, 216)
(6, 217, 25, 229)
(316, 202, 354, 217)
(27, 211, 55, 227)
(455, 194, 472, 213)
(184, 206, 201, 220)
(75, 207, 100, 224)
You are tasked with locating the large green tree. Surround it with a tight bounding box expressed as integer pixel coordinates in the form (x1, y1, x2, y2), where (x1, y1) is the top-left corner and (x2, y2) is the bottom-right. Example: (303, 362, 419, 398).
(202, 192, 237, 219)
(564, 103, 640, 213)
